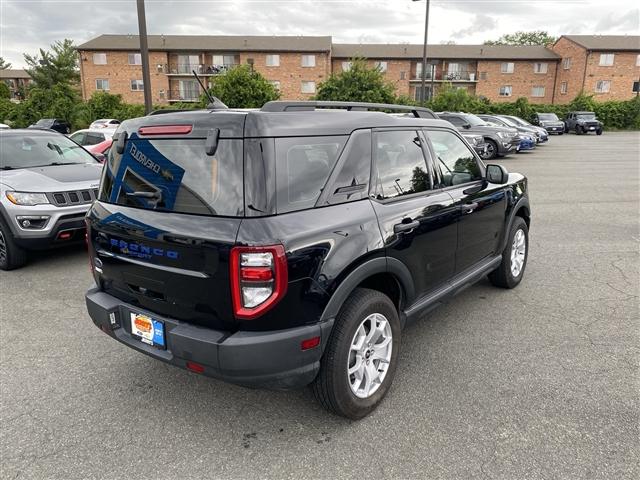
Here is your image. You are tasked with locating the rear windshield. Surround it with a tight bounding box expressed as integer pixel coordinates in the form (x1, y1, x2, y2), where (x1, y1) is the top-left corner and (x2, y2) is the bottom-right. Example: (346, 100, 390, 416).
(99, 135, 243, 217)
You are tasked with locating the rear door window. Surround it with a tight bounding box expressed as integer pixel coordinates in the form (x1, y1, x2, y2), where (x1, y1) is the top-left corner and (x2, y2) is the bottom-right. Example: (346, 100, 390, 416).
(100, 135, 244, 217)
(275, 136, 346, 213)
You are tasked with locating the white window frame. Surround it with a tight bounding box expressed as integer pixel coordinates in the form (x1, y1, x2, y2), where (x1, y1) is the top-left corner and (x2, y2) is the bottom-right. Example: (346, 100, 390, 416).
(95, 79, 109, 91)
(636, 54, 640, 67)
(93, 53, 107, 65)
(595, 80, 611, 93)
(130, 79, 144, 91)
(533, 62, 548, 74)
(563, 58, 571, 69)
(560, 82, 568, 94)
(531, 86, 545, 97)
(301, 55, 316, 67)
(599, 54, 614, 66)
(266, 54, 280, 67)
(301, 81, 316, 94)
(376, 61, 388, 73)
(128, 53, 142, 65)
(501, 62, 514, 74)
(342, 61, 352, 72)
(499, 85, 512, 97)
(269, 80, 281, 91)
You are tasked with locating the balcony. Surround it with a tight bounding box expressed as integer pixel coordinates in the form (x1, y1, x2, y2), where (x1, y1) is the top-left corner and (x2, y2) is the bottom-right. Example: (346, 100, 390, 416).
(167, 63, 238, 75)
(167, 88, 201, 102)
(412, 71, 478, 82)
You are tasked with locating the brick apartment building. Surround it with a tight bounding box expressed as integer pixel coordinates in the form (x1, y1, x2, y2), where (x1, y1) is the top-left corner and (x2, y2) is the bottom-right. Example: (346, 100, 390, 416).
(0, 69, 32, 100)
(552, 35, 640, 103)
(76, 34, 640, 105)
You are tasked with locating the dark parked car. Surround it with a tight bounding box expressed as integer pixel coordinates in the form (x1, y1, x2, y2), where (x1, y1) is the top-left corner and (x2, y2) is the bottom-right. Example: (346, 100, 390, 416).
(85, 101, 531, 419)
(532, 113, 565, 134)
(477, 114, 537, 151)
(462, 132, 488, 156)
(498, 115, 549, 143)
(28, 118, 71, 134)
(564, 111, 603, 135)
(479, 114, 545, 144)
(437, 112, 520, 160)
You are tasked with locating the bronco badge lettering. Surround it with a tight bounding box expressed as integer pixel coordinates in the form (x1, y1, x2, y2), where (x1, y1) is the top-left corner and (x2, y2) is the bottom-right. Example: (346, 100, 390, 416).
(110, 238, 179, 260)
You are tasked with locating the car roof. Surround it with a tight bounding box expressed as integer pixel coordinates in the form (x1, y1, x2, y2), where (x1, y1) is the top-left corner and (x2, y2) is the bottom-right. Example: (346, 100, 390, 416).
(71, 128, 117, 134)
(0, 128, 66, 136)
(117, 108, 453, 138)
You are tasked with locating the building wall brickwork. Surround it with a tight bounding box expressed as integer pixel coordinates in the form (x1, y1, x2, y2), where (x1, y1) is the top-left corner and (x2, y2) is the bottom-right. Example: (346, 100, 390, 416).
(475, 60, 556, 103)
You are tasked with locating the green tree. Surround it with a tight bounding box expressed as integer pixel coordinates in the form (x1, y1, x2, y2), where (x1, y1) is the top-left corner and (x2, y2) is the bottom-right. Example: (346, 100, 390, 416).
(428, 83, 483, 112)
(205, 65, 279, 108)
(316, 58, 396, 103)
(0, 82, 10, 99)
(0, 57, 11, 70)
(484, 31, 557, 46)
(7, 83, 79, 127)
(24, 39, 80, 89)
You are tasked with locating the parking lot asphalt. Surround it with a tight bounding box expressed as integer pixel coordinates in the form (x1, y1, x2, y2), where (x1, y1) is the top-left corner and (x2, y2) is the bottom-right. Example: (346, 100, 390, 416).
(1, 131, 638, 480)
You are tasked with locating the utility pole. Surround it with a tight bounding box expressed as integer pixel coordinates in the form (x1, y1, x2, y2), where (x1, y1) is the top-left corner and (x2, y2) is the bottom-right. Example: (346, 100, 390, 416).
(413, 0, 430, 103)
(137, 0, 153, 114)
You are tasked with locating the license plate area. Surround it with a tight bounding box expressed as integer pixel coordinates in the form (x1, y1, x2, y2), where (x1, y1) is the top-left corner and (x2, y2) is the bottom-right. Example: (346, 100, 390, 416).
(129, 312, 166, 349)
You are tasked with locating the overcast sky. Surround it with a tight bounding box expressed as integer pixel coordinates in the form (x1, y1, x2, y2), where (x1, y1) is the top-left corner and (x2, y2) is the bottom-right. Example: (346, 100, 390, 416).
(1, 0, 638, 68)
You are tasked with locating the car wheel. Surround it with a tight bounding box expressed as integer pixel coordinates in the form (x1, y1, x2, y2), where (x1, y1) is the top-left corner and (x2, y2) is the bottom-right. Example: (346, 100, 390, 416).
(481, 139, 498, 160)
(596, 128, 603, 135)
(312, 288, 401, 420)
(575, 125, 582, 135)
(0, 218, 28, 271)
(558, 131, 564, 135)
(488, 216, 528, 289)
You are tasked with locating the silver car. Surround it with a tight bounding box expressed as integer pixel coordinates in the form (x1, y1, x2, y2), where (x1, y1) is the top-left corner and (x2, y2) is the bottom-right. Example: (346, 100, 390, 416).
(0, 129, 103, 270)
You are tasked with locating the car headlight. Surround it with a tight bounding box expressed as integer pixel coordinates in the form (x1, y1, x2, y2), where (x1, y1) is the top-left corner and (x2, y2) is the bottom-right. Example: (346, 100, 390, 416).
(5, 191, 50, 206)
(497, 131, 513, 139)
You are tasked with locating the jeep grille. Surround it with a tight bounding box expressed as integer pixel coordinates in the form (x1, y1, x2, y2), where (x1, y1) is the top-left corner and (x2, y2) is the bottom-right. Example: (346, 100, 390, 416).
(47, 189, 99, 207)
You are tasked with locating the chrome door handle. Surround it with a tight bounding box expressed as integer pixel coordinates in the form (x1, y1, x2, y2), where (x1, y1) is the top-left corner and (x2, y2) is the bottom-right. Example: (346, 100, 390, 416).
(464, 202, 479, 214)
(394, 220, 420, 233)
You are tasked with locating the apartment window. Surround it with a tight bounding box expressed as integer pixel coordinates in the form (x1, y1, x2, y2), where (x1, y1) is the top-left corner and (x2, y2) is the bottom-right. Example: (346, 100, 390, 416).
(130, 79, 144, 91)
(534, 62, 548, 74)
(531, 86, 545, 97)
(636, 54, 640, 67)
(342, 61, 352, 72)
(563, 57, 571, 69)
(595, 80, 611, 93)
(301, 55, 316, 67)
(269, 80, 281, 91)
(499, 85, 512, 97)
(266, 54, 280, 67)
(599, 53, 614, 66)
(501, 62, 514, 73)
(560, 82, 568, 94)
(128, 53, 142, 65)
(212, 55, 236, 67)
(479, 72, 488, 80)
(301, 81, 316, 94)
(95, 79, 109, 90)
(93, 53, 107, 65)
(400, 71, 406, 80)
(376, 61, 388, 72)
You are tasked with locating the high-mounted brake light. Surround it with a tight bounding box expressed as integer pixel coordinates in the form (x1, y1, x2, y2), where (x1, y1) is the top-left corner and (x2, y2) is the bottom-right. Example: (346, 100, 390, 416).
(138, 125, 193, 136)
(230, 245, 288, 320)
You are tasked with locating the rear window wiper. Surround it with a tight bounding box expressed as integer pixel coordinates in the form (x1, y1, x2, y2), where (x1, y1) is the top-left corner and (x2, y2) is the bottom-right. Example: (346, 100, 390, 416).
(1, 166, 16, 170)
(126, 191, 161, 199)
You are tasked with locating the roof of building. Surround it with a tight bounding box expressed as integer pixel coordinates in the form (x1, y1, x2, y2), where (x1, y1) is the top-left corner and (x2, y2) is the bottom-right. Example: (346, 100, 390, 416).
(76, 34, 333, 52)
(0, 69, 31, 79)
(561, 35, 640, 51)
(331, 43, 560, 60)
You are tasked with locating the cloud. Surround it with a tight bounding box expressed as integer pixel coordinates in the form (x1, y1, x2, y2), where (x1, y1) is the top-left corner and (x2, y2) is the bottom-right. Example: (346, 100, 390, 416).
(0, 0, 639, 68)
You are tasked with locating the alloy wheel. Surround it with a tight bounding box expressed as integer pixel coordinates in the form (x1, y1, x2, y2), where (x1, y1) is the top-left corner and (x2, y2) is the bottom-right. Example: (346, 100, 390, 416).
(347, 312, 393, 399)
(0, 229, 7, 264)
(510, 228, 526, 277)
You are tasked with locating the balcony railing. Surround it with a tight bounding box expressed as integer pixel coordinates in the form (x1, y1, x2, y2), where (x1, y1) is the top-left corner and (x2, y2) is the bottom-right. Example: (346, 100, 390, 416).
(412, 71, 477, 82)
(168, 89, 201, 102)
(167, 63, 238, 75)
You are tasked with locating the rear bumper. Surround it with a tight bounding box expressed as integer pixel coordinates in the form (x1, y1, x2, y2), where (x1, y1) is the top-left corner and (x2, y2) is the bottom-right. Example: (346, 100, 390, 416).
(85, 286, 333, 389)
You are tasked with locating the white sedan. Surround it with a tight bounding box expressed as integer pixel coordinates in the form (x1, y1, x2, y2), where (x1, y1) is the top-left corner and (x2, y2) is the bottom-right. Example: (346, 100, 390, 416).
(89, 118, 121, 129)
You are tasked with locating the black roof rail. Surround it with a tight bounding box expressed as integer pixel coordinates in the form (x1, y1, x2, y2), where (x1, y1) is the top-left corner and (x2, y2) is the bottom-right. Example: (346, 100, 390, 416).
(261, 101, 438, 119)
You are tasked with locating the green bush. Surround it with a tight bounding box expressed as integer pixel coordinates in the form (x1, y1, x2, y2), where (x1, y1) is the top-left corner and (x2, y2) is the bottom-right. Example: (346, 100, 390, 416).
(0, 82, 10, 100)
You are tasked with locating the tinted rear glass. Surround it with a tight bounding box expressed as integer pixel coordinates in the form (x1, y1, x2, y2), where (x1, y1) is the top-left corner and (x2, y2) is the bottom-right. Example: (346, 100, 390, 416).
(99, 135, 243, 217)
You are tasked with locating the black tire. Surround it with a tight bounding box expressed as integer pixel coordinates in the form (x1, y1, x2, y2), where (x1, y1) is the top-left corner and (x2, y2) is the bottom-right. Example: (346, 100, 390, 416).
(558, 131, 564, 135)
(488, 216, 528, 289)
(481, 139, 498, 160)
(312, 288, 401, 420)
(575, 125, 582, 135)
(596, 128, 603, 135)
(0, 218, 28, 271)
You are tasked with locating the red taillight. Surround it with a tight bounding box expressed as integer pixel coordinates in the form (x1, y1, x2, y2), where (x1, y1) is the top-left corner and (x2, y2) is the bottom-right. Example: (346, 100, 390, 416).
(186, 361, 205, 374)
(301, 336, 321, 351)
(138, 125, 193, 136)
(230, 245, 288, 320)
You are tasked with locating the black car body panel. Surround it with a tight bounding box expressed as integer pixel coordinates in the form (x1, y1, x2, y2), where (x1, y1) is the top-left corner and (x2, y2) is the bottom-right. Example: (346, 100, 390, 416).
(85, 104, 530, 390)
(532, 113, 565, 134)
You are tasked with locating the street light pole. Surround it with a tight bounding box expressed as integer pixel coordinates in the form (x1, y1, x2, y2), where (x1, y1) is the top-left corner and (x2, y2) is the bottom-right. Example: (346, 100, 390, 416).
(136, 0, 153, 114)
(413, 0, 431, 103)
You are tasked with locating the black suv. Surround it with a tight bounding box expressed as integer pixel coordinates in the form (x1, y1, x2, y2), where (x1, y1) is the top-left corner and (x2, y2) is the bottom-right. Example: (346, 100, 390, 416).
(28, 118, 72, 134)
(85, 101, 531, 419)
(436, 112, 520, 160)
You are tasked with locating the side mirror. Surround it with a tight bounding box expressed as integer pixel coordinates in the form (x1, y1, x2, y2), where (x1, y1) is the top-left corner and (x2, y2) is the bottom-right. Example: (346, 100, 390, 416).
(93, 153, 106, 163)
(486, 164, 508, 184)
(462, 123, 471, 129)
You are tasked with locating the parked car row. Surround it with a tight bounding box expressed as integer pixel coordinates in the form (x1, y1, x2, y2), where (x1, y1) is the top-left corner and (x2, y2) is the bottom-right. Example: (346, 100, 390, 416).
(532, 111, 604, 135)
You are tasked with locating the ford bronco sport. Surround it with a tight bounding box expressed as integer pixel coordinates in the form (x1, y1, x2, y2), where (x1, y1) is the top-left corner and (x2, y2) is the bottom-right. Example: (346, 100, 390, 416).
(85, 101, 530, 419)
